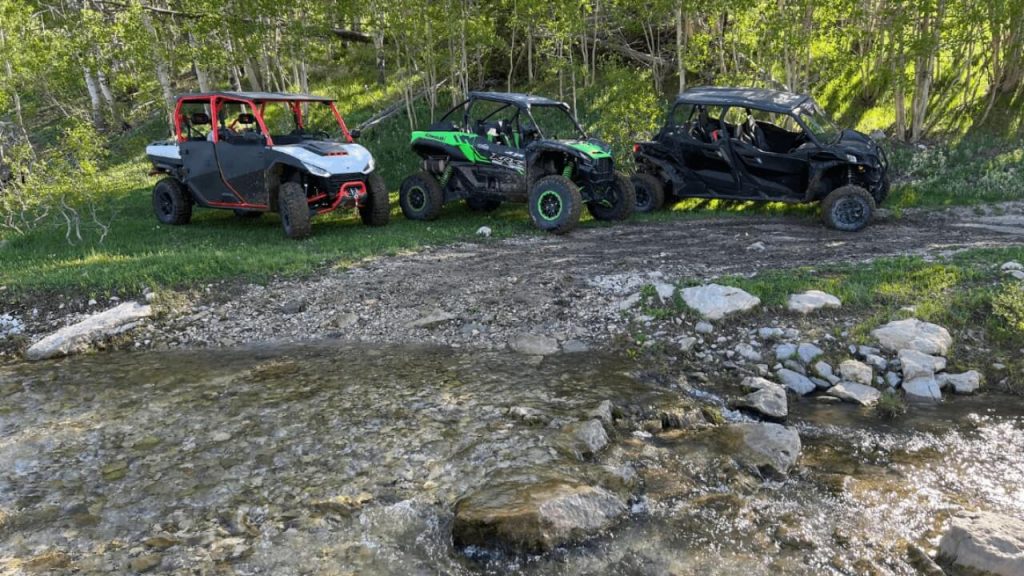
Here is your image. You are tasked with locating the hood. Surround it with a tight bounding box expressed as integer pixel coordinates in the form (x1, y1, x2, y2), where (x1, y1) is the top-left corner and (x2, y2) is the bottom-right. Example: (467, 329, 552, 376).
(825, 129, 885, 168)
(275, 142, 375, 176)
(529, 139, 613, 161)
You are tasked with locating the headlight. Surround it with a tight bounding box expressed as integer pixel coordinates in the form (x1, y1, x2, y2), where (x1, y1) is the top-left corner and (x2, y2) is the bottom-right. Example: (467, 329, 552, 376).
(305, 163, 331, 177)
(845, 154, 858, 163)
(362, 157, 375, 174)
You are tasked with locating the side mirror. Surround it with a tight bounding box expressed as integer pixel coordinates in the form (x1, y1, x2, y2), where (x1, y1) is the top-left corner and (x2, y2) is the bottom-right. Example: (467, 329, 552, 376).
(349, 129, 361, 140)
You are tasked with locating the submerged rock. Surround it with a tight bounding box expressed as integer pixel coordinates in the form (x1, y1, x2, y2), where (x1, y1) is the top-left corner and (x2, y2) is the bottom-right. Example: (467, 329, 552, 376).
(787, 290, 841, 314)
(560, 419, 609, 458)
(26, 302, 152, 361)
(938, 511, 1024, 576)
(871, 318, 952, 356)
(509, 333, 560, 356)
(452, 478, 627, 553)
(727, 422, 801, 477)
(681, 284, 760, 320)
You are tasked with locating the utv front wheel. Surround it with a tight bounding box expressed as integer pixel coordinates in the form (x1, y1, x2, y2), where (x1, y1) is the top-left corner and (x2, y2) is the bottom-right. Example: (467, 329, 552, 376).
(630, 173, 665, 213)
(399, 171, 444, 221)
(587, 172, 636, 221)
(465, 196, 502, 212)
(821, 185, 875, 232)
(279, 181, 311, 239)
(359, 173, 391, 227)
(152, 177, 192, 225)
(528, 175, 582, 234)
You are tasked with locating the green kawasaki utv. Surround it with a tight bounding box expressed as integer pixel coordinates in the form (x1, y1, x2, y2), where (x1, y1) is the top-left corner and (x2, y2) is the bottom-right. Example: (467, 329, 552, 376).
(399, 91, 635, 234)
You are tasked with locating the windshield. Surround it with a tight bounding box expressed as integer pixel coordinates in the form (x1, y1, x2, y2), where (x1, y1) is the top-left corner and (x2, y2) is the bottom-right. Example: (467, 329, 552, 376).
(796, 101, 841, 144)
(527, 104, 585, 140)
(260, 101, 346, 141)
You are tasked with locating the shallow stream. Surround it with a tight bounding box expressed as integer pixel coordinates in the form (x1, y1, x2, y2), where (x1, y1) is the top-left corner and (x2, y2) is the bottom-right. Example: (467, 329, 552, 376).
(1, 342, 1021, 574)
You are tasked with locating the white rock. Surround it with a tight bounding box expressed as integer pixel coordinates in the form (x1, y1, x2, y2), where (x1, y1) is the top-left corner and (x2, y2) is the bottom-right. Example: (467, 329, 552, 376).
(885, 371, 901, 388)
(746, 241, 766, 252)
(681, 284, 760, 321)
(826, 382, 882, 406)
(734, 343, 762, 362)
(510, 334, 560, 356)
(787, 290, 842, 314)
(871, 318, 952, 356)
(937, 371, 982, 394)
(1008, 270, 1024, 281)
(26, 302, 153, 361)
(813, 361, 840, 384)
(839, 359, 874, 386)
(476, 225, 492, 237)
(617, 293, 642, 311)
(0, 313, 24, 338)
(775, 343, 797, 361)
(695, 321, 714, 334)
(404, 309, 457, 329)
(863, 354, 888, 372)
(939, 511, 1024, 576)
(1001, 261, 1023, 272)
(903, 376, 942, 400)
(734, 382, 788, 420)
(797, 342, 824, 364)
(652, 281, 676, 302)
(898, 349, 946, 380)
(758, 327, 785, 340)
(776, 368, 816, 396)
(678, 337, 697, 352)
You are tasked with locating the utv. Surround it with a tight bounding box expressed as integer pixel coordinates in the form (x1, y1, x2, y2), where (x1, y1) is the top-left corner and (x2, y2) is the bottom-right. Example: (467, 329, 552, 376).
(632, 87, 889, 231)
(145, 91, 389, 239)
(399, 91, 635, 234)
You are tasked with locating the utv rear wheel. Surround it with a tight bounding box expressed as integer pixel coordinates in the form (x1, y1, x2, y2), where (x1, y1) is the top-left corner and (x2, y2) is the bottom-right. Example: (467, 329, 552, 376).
(359, 173, 391, 227)
(466, 196, 502, 212)
(152, 177, 192, 225)
(821, 185, 875, 232)
(279, 181, 311, 239)
(528, 175, 582, 234)
(630, 173, 665, 213)
(587, 172, 636, 221)
(399, 171, 444, 221)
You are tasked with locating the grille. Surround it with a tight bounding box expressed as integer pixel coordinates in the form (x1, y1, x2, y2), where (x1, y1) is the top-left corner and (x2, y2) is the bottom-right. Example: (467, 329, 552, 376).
(593, 158, 613, 174)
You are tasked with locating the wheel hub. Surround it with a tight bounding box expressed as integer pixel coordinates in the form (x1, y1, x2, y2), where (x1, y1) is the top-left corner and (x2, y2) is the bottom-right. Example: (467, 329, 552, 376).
(537, 190, 563, 221)
(834, 197, 865, 225)
(408, 187, 426, 211)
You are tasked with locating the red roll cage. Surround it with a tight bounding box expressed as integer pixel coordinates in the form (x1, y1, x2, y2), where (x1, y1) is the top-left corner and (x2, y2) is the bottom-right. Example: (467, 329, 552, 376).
(173, 95, 353, 146)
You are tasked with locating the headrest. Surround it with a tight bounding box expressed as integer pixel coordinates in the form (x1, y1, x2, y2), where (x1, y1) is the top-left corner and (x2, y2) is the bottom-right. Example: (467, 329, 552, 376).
(189, 112, 211, 125)
(236, 113, 256, 125)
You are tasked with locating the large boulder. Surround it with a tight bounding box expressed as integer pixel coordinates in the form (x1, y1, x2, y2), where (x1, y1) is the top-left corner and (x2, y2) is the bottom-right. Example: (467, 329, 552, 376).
(937, 371, 982, 394)
(26, 302, 152, 361)
(871, 318, 952, 356)
(727, 422, 801, 477)
(558, 419, 609, 458)
(776, 368, 816, 396)
(826, 382, 881, 406)
(903, 376, 942, 401)
(733, 377, 788, 420)
(938, 511, 1024, 576)
(452, 478, 627, 553)
(839, 360, 874, 386)
(787, 290, 842, 314)
(681, 284, 760, 321)
(898, 349, 946, 380)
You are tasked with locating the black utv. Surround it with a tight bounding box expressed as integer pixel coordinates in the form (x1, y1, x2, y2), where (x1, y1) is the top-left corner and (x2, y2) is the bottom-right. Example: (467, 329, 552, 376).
(399, 91, 635, 234)
(632, 87, 889, 231)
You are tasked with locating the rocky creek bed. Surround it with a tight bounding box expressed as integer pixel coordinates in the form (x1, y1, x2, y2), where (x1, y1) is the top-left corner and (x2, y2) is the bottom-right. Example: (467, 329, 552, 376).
(1, 342, 1023, 574)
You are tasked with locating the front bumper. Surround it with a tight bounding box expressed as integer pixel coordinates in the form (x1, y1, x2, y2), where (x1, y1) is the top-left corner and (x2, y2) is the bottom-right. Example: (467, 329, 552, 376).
(311, 174, 369, 214)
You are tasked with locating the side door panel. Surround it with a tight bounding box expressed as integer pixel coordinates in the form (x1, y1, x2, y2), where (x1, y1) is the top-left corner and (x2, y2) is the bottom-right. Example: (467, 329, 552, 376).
(180, 140, 226, 206)
(215, 140, 268, 207)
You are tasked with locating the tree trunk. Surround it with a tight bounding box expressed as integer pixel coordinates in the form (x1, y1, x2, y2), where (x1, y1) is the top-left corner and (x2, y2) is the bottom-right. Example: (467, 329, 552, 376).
(140, 10, 176, 134)
(83, 66, 105, 131)
(244, 58, 263, 91)
(676, 2, 685, 94)
(0, 27, 31, 149)
(96, 69, 124, 129)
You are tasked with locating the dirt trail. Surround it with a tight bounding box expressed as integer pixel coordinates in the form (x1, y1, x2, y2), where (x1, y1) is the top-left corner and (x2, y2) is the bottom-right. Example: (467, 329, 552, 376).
(136, 202, 1024, 351)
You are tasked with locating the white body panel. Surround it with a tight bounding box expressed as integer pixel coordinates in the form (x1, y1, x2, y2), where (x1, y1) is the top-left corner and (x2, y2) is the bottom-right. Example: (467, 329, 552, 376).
(145, 143, 181, 161)
(275, 143, 374, 176)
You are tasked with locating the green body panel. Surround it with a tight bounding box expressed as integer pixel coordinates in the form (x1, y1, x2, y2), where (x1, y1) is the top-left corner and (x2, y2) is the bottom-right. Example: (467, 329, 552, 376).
(411, 131, 488, 163)
(564, 141, 613, 159)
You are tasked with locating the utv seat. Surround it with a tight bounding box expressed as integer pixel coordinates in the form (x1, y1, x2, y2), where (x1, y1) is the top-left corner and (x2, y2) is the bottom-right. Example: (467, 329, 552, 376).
(741, 116, 769, 150)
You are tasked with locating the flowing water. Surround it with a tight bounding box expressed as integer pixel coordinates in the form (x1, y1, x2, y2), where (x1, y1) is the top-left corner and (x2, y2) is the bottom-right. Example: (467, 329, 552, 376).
(0, 342, 1021, 574)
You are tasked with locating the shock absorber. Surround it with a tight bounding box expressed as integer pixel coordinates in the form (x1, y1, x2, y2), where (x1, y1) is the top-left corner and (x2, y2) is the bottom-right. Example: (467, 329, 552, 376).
(438, 165, 453, 188)
(562, 163, 573, 179)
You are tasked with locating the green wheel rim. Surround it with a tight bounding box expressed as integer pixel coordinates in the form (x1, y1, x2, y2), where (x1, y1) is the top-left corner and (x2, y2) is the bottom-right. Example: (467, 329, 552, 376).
(408, 186, 426, 211)
(536, 190, 563, 222)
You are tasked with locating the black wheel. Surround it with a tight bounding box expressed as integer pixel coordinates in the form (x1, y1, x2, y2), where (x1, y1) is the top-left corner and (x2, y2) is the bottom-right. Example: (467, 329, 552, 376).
(465, 196, 502, 212)
(279, 181, 311, 239)
(587, 171, 636, 221)
(233, 209, 262, 220)
(528, 175, 582, 234)
(630, 173, 665, 213)
(152, 177, 192, 225)
(359, 173, 391, 227)
(821, 185, 875, 232)
(399, 171, 444, 221)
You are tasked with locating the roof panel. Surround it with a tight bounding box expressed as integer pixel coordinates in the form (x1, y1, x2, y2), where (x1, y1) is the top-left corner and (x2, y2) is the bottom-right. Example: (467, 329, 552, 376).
(469, 91, 565, 107)
(674, 87, 809, 113)
(177, 91, 334, 102)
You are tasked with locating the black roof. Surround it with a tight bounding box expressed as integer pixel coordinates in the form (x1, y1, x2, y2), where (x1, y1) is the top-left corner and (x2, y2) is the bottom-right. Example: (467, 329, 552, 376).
(675, 87, 809, 113)
(177, 91, 333, 103)
(469, 91, 566, 107)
